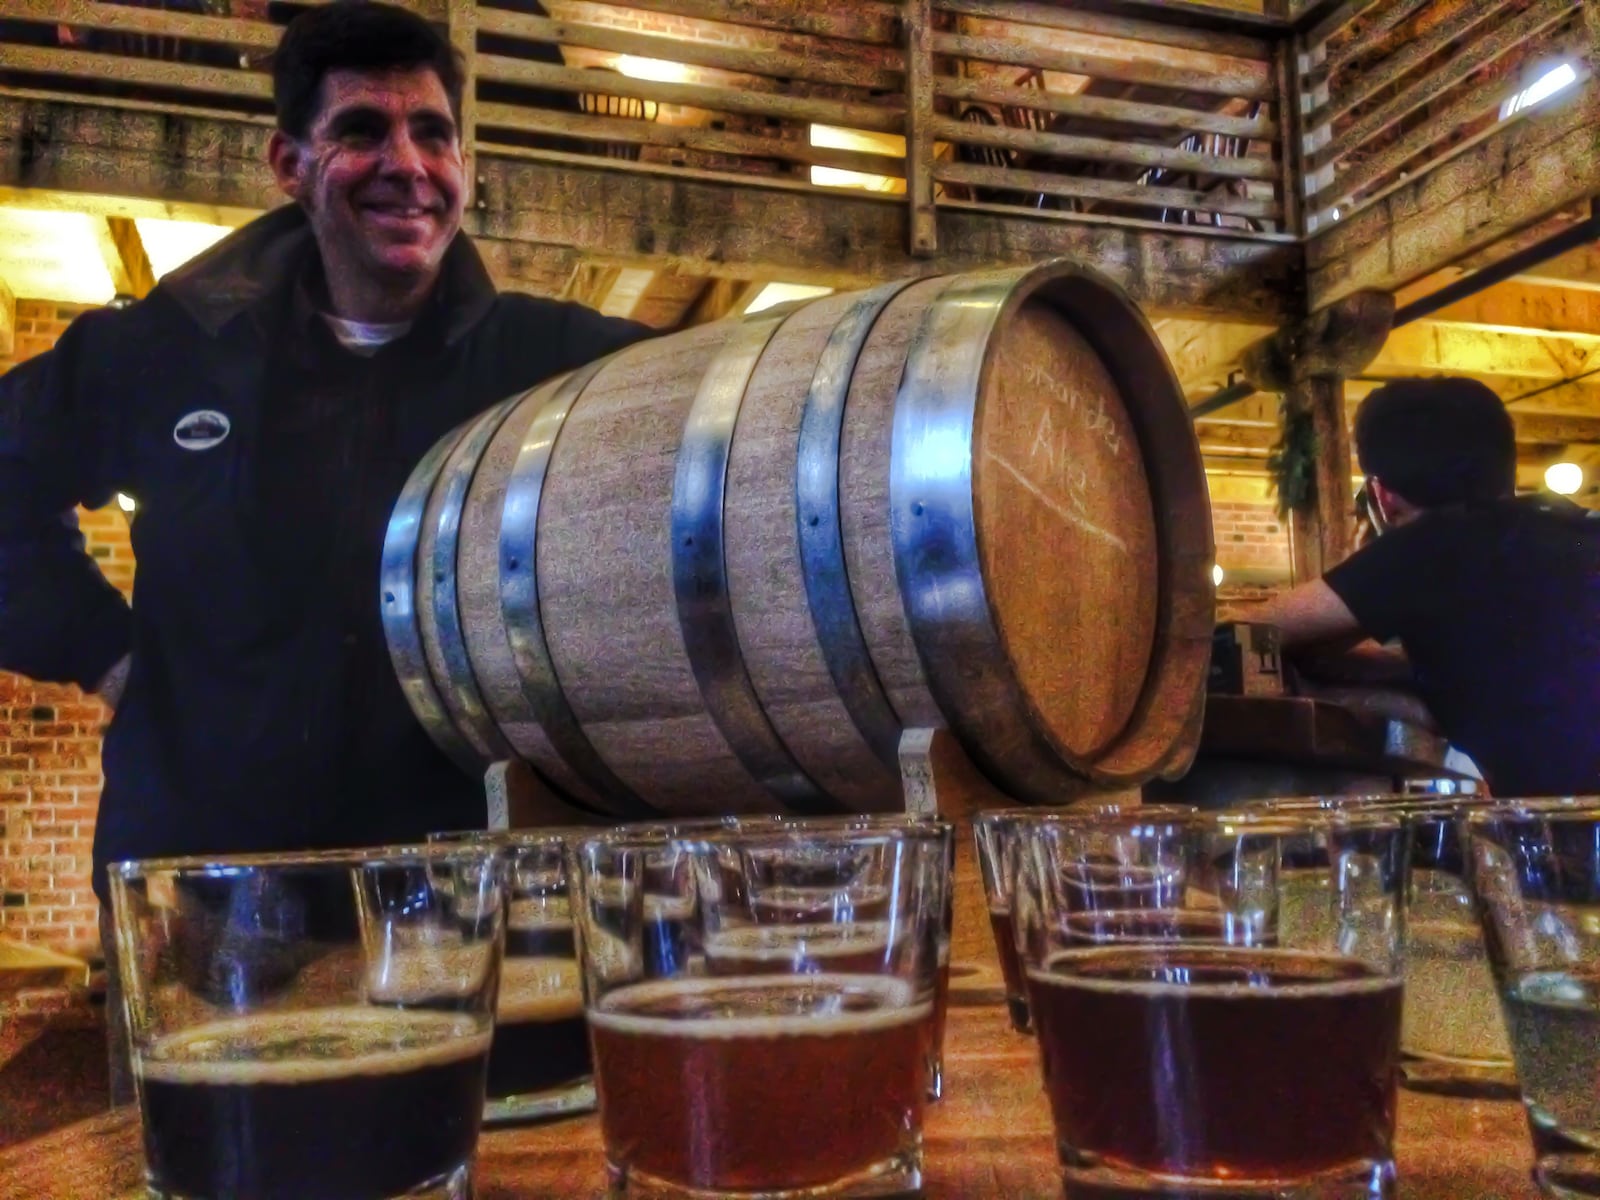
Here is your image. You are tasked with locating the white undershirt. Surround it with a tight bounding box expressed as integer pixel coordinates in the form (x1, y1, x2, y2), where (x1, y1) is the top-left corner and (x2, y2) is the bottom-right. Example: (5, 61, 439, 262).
(322, 313, 414, 356)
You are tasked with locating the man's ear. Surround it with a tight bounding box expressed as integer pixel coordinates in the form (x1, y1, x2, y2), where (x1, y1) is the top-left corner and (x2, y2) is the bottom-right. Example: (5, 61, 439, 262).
(267, 129, 305, 201)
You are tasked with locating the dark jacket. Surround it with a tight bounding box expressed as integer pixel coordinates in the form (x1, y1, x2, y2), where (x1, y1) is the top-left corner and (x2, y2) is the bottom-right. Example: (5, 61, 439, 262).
(0, 205, 649, 898)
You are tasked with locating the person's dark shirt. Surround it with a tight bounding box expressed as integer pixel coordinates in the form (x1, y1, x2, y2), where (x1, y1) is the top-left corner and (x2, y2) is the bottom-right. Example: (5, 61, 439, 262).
(1323, 495, 1600, 796)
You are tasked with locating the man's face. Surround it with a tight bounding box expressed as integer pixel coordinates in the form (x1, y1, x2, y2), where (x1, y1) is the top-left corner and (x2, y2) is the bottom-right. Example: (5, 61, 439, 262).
(269, 67, 465, 296)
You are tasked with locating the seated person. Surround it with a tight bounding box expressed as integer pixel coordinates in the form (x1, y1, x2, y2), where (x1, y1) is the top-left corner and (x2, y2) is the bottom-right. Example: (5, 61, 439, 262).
(1255, 377, 1599, 797)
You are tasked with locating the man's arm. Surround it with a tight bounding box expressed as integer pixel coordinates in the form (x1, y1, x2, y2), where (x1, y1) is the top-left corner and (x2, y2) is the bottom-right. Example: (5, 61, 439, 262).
(1252, 579, 1363, 649)
(0, 311, 133, 696)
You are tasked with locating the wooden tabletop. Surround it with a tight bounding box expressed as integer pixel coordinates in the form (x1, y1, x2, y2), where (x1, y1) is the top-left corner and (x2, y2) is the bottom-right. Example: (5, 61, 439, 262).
(0, 1002, 1539, 1200)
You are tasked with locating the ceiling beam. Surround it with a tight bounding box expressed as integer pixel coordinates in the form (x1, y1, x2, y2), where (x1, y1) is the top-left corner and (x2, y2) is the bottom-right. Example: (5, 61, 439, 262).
(1404, 281, 1600, 340)
(1365, 322, 1600, 382)
(684, 277, 766, 326)
(92, 215, 155, 299)
(1154, 317, 1275, 395)
(1197, 407, 1600, 449)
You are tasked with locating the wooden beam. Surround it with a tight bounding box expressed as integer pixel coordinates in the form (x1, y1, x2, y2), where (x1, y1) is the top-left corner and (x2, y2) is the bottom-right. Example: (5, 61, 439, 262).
(473, 237, 580, 299)
(1155, 318, 1275, 392)
(0, 274, 13, 359)
(0, 97, 1295, 320)
(683, 277, 765, 325)
(904, 0, 936, 257)
(564, 262, 624, 310)
(92, 215, 155, 299)
(0, 186, 257, 228)
(937, 0, 1271, 58)
(1197, 404, 1600, 447)
(1406, 281, 1600, 340)
(1292, 374, 1353, 577)
(1368, 322, 1600, 381)
(1307, 84, 1600, 308)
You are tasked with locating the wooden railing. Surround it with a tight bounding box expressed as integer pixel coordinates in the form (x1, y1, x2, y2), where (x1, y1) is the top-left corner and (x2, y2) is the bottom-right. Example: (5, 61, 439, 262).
(0, 0, 1295, 248)
(1295, 0, 1588, 235)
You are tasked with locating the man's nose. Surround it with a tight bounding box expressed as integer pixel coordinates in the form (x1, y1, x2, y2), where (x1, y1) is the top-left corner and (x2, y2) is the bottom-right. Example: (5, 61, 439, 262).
(382, 128, 428, 177)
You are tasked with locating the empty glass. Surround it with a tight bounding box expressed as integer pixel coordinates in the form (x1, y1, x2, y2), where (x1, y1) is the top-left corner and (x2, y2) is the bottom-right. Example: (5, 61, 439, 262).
(1464, 798, 1600, 1198)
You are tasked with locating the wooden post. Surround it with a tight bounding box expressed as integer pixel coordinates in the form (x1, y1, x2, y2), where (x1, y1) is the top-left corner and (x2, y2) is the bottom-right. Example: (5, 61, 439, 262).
(1273, 31, 1303, 239)
(1287, 373, 1353, 582)
(903, 0, 937, 257)
(446, 0, 479, 208)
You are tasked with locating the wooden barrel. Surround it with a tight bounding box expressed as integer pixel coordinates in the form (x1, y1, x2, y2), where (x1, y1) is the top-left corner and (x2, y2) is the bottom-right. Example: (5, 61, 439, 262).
(380, 260, 1215, 817)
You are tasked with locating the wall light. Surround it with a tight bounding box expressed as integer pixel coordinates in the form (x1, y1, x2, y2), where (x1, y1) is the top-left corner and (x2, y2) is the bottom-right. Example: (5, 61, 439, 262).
(1545, 461, 1584, 496)
(116, 492, 137, 513)
(1501, 62, 1579, 119)
(1212, 564, 1225, 587)
(615, 55, 689, 84)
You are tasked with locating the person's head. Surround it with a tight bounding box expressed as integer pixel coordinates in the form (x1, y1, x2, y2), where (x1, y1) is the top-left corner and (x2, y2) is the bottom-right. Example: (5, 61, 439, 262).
(1353, 377, 1515, 530)
(267, 2, 466, 319)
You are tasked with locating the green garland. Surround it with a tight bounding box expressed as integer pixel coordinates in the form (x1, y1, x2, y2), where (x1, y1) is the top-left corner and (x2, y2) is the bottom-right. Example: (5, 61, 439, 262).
(1267, 397, 1318, 519)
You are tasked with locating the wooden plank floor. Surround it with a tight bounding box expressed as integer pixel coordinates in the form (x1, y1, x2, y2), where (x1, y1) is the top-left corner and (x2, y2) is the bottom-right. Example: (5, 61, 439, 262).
(0, 1002, 1541, 1199)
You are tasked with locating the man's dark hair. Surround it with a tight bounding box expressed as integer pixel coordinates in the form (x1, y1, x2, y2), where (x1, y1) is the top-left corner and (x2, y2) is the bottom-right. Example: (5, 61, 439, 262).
(1353, 376, 1516, 507)
(272, 2, 464, 140)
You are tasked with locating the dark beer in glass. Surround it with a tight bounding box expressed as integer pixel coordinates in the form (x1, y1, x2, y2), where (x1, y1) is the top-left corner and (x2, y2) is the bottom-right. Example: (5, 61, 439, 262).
(111, 845, 503, 1200)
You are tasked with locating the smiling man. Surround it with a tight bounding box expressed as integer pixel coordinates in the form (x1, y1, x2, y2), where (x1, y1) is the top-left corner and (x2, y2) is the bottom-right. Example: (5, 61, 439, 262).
(0, 2, 651, 1096)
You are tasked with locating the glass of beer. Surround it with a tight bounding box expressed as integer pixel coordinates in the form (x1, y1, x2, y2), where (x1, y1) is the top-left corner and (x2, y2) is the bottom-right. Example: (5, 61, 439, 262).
(109, 844, 503, 1200)
(430, 829, 594, 1124)
(1013, 808, 1407, 1198)
(1463, 798, 1600, 1198)
(976, 804, 1195, 1033)
(1260, 793, 1514, 1094)
(570, 822, 946, 1198)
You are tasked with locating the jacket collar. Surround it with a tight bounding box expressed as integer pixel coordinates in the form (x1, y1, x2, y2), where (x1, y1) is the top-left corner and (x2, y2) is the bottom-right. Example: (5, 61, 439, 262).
(158, 203, 499, 347)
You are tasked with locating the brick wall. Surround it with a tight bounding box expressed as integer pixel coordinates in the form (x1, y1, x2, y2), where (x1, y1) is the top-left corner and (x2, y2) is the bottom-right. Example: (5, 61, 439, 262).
(1211, 499, 1292, 577)
(1, 300, 126, 1018)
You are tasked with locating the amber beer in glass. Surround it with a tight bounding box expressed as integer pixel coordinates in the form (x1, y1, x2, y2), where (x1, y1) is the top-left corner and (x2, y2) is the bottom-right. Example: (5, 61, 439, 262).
(109, 845, 503, 1200)
(976, 804, 1194, 1033)
(1013, 809, 1406, 1198)
(572, 822, 946, 1198)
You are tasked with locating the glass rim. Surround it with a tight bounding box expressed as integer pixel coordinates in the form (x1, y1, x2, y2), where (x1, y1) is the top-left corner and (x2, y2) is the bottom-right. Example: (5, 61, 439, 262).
(573, 820, 949, 857)
(1463, 796, 1600, 827)
(1009, 806, 1406, 837)
(427, 826, 592, 847)
(985, 803, 1198, 829)
(108, 841, 494, 880)
(1255, 792, 1496, 817)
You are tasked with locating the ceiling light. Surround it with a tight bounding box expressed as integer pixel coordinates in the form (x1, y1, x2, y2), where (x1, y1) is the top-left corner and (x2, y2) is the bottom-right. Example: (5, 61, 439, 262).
(116, 492, 136, 513)
(1545, 461, 1584, 495)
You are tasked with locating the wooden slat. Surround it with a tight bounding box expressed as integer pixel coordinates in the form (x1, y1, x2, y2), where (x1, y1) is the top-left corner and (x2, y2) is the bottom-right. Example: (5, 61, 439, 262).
(1301, 0, 1395, 54)
(0, 44, 269, 99)
(476, 10, 902, 93)
(904, 0, 937, 255)
(475, 53, 904, 135)
(932, 31, 1272, 101)
(929, 113, 1278, 181)
(1313, 0, 1431, 80)
(1, 0, 279, 49)
(530, 0, 901, 46)
(933, 159, 1280, 219)
(934, 0, 1270, 59)
(1319, 0, 1521, 130)
(934, 76, 1276, 141)
(475, 102, 907, 178)
(1314, 0, 1578, 171)
(1310, 66, 1518, 207)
